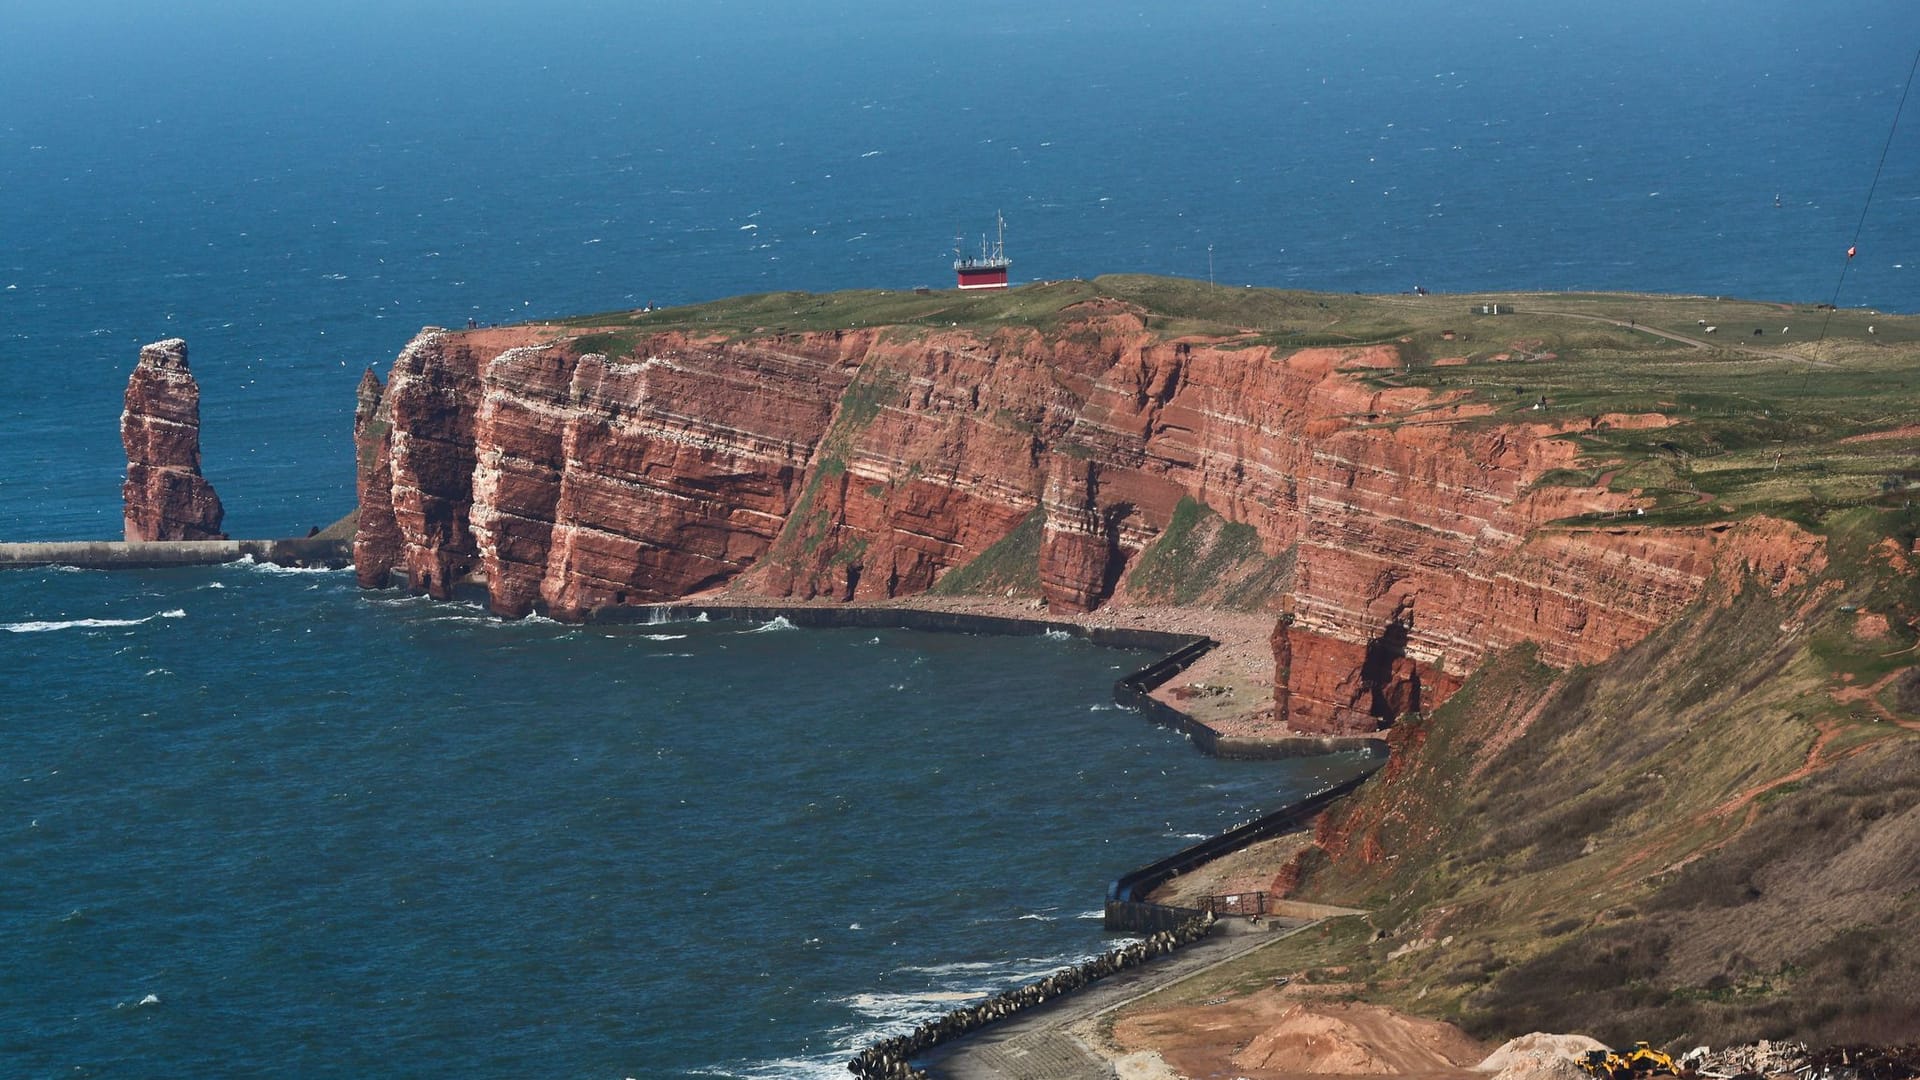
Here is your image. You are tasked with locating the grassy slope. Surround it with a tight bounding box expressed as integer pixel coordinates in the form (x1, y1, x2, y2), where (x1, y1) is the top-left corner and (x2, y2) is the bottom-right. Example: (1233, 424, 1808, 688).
(1158, 507, 1920, 1047)
(1122, 496, 1295, 611)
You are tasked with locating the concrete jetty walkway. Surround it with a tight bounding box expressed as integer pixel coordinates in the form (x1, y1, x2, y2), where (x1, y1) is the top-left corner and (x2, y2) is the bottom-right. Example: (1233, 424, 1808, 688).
(0, 538, 353, 571)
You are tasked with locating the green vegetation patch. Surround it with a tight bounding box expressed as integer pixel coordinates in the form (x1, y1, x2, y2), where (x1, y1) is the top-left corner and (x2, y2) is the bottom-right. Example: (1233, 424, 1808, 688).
(928, 508, 1045, 598)
(1126, 496, 1295, 610)
(536, 278, 1920, 537)
(568, 329, 647, 358)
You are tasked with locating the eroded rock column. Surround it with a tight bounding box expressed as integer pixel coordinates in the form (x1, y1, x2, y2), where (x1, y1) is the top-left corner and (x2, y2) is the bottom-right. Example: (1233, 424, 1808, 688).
(122, 338, 225, 541)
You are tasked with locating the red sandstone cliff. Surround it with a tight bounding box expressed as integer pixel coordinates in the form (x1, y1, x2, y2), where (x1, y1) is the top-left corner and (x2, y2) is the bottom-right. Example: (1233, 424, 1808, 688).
(122, 338, 225, 542)
(352, 306, 1792, 734)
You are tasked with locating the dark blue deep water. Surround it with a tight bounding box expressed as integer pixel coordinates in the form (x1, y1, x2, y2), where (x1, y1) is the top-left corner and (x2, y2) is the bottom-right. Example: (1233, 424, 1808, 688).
(1, 566, 1363, 1078)
(3, 1, 1919, 1075)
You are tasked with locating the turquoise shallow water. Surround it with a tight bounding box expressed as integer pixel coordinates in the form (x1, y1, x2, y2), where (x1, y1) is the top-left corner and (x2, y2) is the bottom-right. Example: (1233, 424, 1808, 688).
(0, 562, 1370, 1077)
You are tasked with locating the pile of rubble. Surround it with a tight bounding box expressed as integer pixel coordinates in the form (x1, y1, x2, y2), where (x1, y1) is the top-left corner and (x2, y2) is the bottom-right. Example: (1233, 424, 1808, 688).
(1800, 1045, 1920, 1080)
(1696, 1040, 1811, 1078)
(1499, 1038, 1920, 1080)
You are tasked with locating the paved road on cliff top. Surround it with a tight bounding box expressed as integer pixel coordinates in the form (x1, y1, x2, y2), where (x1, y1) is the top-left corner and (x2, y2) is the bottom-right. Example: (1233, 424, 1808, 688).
(920, 918, 1326, 1080)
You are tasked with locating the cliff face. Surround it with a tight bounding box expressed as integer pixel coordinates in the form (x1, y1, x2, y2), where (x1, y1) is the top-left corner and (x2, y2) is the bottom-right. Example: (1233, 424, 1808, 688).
(122, 338, 225, 542)
(353, 307, 1780, 734)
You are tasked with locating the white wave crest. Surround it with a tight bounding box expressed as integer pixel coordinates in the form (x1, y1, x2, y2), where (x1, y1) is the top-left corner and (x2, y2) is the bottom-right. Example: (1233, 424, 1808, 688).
(225, 555, 343, 576)
(892, 959, 1002, 976)
(739, 616, 796, 634)
(4, 609, 185, 634)
(364, 593, 431, 607)
(1042, 628, 1075, 641)
(691, 1054, 856, 1080)
(640, 605, 703, 625)
(842, 989, 983, 1022)
(642, 633, 688, 641)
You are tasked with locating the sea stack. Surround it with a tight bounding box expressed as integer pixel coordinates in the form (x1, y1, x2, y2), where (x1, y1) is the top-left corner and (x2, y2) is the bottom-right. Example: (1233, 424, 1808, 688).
(122, 338, 226, 542)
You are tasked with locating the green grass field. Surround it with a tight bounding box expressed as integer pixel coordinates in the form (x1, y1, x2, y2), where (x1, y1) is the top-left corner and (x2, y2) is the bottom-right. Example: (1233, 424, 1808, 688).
(542, 276, 1920, 532)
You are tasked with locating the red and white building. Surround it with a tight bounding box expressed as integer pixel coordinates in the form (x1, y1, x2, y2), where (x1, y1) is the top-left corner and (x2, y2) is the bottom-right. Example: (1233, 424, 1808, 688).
(954, 212, 1011, 290)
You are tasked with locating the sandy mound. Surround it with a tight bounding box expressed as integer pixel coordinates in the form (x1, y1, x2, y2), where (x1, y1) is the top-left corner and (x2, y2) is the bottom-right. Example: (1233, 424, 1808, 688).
(1115, 1050, 1186, 1080)
(1232, 1001, 1488, 1074)
(1475, 1033, 1607, 1080)
(1113, 991, 1488, 1080)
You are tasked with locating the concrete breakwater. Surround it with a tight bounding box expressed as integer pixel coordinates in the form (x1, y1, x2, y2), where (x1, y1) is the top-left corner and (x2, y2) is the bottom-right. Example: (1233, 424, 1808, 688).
(625, 605, 1382, 1079)
(847, 913, 1218, 1080)
(641, 604, 1386, 761)
(617, 603, 1214, 661)
(865, 771, 1379, 1079)
(1105, 764, 1384, 931)
(630, 603, 1248, 752)
(0, 538, 354, 571)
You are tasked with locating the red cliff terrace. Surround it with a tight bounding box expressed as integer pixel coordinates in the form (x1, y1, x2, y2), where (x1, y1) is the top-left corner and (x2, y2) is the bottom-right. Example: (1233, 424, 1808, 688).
(954, 212, 1011, 290)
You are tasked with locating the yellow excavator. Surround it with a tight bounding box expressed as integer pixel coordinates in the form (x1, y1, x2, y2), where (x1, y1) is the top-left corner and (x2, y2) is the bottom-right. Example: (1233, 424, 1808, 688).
(1580, 1042, 1683, 1080)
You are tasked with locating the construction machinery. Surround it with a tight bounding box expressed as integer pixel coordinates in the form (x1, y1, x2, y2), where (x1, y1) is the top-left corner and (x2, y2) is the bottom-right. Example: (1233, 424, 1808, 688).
(1581, 1043, 1684, 1080)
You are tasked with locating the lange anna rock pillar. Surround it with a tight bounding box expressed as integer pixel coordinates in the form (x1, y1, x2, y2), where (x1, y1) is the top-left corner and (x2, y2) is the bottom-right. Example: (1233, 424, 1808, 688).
(122, 338, 226, 541)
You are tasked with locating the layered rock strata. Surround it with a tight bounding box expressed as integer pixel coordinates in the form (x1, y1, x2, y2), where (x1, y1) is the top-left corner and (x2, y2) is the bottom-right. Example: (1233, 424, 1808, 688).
(122, 338, 225, 542)
(354, 308, 1795, 734)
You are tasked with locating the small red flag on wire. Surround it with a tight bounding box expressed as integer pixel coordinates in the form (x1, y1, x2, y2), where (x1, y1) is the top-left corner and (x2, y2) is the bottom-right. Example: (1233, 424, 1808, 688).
(1848, 245, 1858, 258)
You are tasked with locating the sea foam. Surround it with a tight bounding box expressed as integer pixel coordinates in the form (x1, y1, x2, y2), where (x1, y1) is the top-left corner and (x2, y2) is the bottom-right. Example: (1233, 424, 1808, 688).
(4, 609, 185, 633)
(228, 555, 344, 576)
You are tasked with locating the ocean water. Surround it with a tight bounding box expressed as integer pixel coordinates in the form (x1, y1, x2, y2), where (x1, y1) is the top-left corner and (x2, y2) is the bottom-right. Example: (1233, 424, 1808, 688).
(3, 0, 1917, 539)
(2, 1, 1918, 1074)
(0, 563, 1367, 1077)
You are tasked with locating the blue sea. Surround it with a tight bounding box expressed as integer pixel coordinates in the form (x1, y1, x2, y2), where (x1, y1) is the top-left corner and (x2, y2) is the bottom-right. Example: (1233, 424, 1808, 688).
(2, 1, 1917, 1075)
